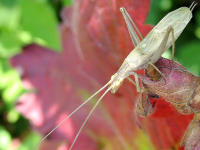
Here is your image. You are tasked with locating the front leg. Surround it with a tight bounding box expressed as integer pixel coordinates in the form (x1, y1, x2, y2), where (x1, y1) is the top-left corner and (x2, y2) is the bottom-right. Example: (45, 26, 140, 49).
(188, 84, 200, 113)
(135, 89, 156, 117)
(128, 72, 142, 93)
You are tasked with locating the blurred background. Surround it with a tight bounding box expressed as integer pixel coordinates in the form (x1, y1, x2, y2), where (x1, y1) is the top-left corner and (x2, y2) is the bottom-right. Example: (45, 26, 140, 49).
(0, 0, 199, 149)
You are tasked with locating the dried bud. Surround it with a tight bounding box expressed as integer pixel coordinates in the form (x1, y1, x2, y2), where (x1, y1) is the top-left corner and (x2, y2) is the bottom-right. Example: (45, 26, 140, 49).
(141, 57, 200, 114)
(138, 57, 200, 150)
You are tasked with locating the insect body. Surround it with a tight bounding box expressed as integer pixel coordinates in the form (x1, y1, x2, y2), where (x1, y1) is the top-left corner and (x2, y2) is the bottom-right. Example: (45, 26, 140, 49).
(110, 6, 193, 94)
(38, 3, 197, 150)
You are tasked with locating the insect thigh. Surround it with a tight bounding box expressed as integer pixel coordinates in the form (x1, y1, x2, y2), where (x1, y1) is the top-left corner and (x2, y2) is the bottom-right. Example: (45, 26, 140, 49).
(120, 7, 143, 47)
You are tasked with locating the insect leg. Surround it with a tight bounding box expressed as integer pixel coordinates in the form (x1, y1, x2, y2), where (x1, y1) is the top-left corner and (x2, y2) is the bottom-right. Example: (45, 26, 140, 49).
(181, 113, 200, 149)
(133, 72, 140, 92)
(187, 84, 200, 112)
(127, 72, 141, 93)
(135, 90, 155, 117)
(147, 26, 175, 80)
(127, 76, 153, 116)
(162, 26, 176, 61)
(127, 77, 136, 86)
(148, 62, 166, 82)
(127, 76, 146, 102)
(170, 27, 175, 62)
(127, 77, 151, 126)
(69, 87, 111, 150)
(120, 7, 143, 47)
(134, 73, 141, 92)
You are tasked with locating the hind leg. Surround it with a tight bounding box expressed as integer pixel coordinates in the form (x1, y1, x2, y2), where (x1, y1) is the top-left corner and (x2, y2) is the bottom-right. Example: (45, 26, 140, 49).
(120, 7, 143, 47)
(128, 72, 141, 93)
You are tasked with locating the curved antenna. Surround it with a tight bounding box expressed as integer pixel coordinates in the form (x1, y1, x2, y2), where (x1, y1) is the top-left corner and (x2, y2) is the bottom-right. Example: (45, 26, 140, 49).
(189, 1, 198, 12)
(69, 87, 111, 150)
(191, 2, 198, 12)
(36, 80, 111, 149)
(189, 1, 195, 9)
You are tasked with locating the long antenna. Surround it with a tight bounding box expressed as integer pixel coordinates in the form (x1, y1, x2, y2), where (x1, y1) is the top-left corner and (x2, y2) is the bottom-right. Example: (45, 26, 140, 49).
(35, 80, 111, 149)
(189, 1, 195, 9)
(69, 87, 111, 150)
(191, 2, 198, 12)
(189, 1, 198, 12)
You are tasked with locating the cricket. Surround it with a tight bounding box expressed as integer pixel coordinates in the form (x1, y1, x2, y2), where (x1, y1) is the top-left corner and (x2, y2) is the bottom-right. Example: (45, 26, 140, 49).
(37, 2, 197, 150)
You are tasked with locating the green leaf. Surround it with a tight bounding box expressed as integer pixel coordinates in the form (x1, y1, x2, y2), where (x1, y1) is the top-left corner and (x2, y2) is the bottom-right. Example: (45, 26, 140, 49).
(0, 126, 12, 150)
(62, 0, 73, 6)
(146, 0, 172, 25)
(0, 60, 24, 104)
(7, 108, 20, 123)
(176, 41, 200, 75)
(159, 0, 172, 11)
(0, 0, 20, 30)
(18, 132, 41, 150)
(20, 0, 61, 51)
(146, 0, 162, 25)
(0, 29, 23, 57)
(2, 78, 24, 104)
(196, 11, 200, 26)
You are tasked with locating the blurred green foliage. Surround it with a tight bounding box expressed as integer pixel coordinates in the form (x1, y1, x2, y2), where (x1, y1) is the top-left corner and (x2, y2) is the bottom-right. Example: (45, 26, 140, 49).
(0, 0, 72, 149)
(134, 130, 155, 150)
(0, 126, 11, 150)
(20, 0, 61, 51)
(18, 132, 41, 150)
(62, 0, 73, 6)
(0, 0, 199, 149)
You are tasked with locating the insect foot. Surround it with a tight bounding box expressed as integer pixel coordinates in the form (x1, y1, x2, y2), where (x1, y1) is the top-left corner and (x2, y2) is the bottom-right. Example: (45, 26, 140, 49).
(181, 113, 200, 150)
(135, 90, 156, 117)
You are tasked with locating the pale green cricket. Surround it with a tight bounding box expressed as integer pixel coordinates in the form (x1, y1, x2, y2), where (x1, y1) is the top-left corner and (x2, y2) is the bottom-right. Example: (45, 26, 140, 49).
(37, 2, 197, 150)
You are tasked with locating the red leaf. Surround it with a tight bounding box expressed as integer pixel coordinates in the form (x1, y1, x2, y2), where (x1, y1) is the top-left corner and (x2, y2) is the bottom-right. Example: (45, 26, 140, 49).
(10, 0, 193, 150)
(11, 0, 152, 149)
